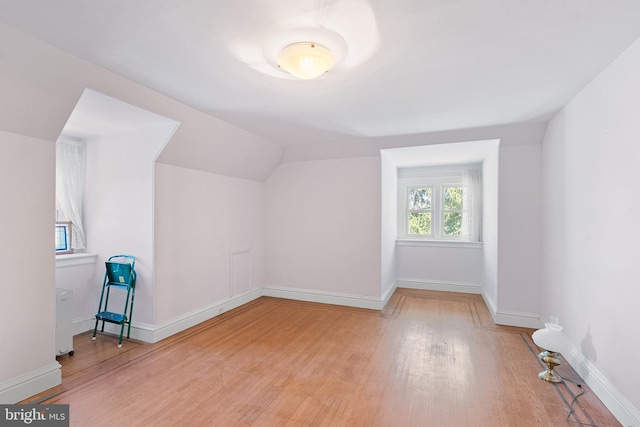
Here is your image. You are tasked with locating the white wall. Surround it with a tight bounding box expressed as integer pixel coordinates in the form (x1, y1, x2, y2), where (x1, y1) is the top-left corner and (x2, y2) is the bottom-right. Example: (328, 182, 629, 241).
(267, 132, 538, 318)
(154, 163, 266, 325)
(496, 144, 543, 316)
(0, 131, 59, 402)
(396, 245, 483, 286)
(83, 125, 173, 327)
(480, 148, 500, 314)
(265, 157, 382, 299)
(380, 152, 397, 299)
(542, 38, 640, 425)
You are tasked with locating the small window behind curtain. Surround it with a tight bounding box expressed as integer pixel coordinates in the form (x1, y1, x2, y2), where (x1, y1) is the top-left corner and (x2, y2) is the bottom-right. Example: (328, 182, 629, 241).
(56, 139, 86, 252)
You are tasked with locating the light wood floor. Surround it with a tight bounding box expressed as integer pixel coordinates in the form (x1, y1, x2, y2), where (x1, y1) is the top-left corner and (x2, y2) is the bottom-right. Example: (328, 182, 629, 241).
(27, 289, 619, 426)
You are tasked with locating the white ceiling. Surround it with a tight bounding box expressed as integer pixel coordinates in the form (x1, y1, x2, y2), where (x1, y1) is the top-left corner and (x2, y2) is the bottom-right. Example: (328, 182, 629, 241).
(1, 0, 640, 147)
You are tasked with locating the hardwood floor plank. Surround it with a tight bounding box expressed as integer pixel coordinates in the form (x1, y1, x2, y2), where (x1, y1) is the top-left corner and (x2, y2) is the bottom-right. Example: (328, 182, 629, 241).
(24, 290, 620, 426)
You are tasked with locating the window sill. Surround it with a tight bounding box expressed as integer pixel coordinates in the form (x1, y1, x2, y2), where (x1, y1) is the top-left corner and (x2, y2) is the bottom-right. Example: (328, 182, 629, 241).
(396, 239, 483, 249)
(56, 252, 98, 268)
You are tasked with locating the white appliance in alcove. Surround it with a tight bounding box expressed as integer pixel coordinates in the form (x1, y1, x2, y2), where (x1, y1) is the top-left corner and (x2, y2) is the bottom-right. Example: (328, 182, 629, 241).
(55, 288, 74, 356)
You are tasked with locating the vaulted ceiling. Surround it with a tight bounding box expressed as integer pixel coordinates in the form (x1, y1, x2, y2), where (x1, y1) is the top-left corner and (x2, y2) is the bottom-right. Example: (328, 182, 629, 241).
(1, 0, 640, 147)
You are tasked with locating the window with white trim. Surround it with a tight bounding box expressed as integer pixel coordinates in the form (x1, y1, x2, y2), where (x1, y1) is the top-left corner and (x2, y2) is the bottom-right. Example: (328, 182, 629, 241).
(56, 138, 87, 252)
(398, 165, 482, 242)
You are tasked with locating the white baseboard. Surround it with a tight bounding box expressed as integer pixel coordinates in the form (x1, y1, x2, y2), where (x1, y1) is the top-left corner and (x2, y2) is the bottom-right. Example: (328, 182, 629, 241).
(150, 288, 263, 343)
(564, 345, 640, 427)
(381, 281, 397, 308)
(81, 286, 389, 345)
(0, 362, 61, 404)
(397, 280, 542, 329)
(73, 315, 155, 342)
(479, 289, 544, 329)
(80, 281, 541, 345)
(82, 288, 264, 344)
(396, 278, 483, 295)
(262, 286, 388, 310)
(72, 315, 95, 336)
(92, 320, 156, 343)
(92, 286, 386, 342)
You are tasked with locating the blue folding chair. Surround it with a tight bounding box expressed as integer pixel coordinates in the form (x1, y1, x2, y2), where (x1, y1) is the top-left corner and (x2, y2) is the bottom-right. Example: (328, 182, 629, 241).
(92, 255, 137, 348)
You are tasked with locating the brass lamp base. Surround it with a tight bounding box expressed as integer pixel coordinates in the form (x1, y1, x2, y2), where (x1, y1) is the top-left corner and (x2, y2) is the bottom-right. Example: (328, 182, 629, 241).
(538, 351, 563, 383)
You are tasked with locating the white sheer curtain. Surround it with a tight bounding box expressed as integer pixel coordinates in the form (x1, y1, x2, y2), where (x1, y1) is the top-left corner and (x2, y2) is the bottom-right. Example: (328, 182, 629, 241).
(56, 139, 86, 251)
(462, 168, 482, 242)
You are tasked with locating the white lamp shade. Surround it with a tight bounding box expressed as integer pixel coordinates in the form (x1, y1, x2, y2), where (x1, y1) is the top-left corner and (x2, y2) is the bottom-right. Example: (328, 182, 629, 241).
(532, 323, 565, 353)
(277, 42, 335, 79)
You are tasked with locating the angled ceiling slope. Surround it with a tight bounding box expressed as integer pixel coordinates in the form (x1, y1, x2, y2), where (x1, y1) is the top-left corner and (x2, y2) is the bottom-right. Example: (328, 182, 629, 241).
(61, 89, 180, 141)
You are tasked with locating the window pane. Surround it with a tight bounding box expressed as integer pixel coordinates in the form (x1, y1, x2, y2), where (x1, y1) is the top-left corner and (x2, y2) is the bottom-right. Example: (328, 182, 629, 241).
(55, 225, 68, 251)
(443, 187, 463, 210)
(443, 212, 462, 235)
(408, 187, 431, 210)
(409, 212, 431, 235)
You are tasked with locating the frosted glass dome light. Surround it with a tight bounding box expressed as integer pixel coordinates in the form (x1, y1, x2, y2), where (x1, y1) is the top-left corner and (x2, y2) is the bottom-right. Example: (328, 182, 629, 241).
(277, 42, 335, 79)
(532, 323, 565, 353)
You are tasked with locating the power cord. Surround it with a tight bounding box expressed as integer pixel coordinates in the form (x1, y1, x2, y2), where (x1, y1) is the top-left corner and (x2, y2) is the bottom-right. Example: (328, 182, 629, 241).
(562, 377, 599, 427)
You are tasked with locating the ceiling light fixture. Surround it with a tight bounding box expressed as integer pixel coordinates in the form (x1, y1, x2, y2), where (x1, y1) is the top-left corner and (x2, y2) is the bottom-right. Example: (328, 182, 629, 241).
(277, 42, 335, 79)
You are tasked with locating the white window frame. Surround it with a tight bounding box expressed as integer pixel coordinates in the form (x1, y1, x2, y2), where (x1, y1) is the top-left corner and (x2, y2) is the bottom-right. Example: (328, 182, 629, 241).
(397, 165, 481, 243)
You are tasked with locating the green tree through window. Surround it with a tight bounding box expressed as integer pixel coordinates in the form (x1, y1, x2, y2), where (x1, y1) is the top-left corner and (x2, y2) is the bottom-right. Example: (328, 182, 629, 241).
(408, 187, 431, 235)
(443, 187, 463, 235)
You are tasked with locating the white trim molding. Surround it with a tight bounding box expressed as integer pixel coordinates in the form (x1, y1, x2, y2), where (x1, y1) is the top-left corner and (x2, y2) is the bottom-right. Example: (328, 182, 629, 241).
(0, 362, 61, 404)
(396, 278, 483, 295)
(263, 286, 388, 310)
(381, 281, 397, 308)
(482, 293, 543, 329)
(72, 315, 95, 336)
(95, 320, 156, 343)
(77, 286, 389, 347)
(86, 288, 264, 344)
(92, 286, 388, 343)
(396, 240, 483, 249)
(150, 288, 263, 343)
(56, 252, 98, 268)
(564, 344, 640, 427)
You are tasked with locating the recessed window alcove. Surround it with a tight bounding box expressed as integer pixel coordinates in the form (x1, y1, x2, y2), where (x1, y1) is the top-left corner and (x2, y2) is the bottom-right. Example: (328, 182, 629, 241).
(55, 88, 181, 334)
(380, 140, 500, 307)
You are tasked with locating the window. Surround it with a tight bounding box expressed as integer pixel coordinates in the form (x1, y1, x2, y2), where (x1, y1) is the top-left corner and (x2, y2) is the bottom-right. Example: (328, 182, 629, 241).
(408, 187, 432, 234)
(56, 138, 87, 252)
(55, 221, 73, 254)
(398, 166, 482, 242)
